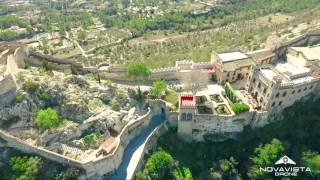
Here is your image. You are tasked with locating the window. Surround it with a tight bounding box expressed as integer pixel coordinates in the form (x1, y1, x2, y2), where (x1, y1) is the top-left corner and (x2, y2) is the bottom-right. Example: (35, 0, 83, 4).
(275, 93, 280, 98)
(187, 113, 192, 121)
(282, 92, 287, 97)
(304, 87, 307, 91)
(310, 85, 313, 89)
(181, 113, 186, 121)
(253, 78, 256, 83)
(258, 83, 261, 88)
(279, 101, 282, 106)
(227, 72, 230, 77)
(292, 90, 295, 94)
(271, 102, 275, 107)
(298, 89, 301, 93)
(263, 88, 267, 94)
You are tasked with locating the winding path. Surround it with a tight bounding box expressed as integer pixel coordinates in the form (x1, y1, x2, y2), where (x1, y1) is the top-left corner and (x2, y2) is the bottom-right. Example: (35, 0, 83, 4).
(111, 114, 165, 180)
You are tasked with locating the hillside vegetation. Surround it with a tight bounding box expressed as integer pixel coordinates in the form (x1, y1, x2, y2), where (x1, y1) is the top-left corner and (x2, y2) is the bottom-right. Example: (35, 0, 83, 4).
(153, 98, 320, 179)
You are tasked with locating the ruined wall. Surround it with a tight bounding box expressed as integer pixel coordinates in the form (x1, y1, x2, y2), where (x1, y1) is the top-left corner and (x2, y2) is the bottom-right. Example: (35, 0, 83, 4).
(0, 74, 16, 107)
(13, 47, 28, 68)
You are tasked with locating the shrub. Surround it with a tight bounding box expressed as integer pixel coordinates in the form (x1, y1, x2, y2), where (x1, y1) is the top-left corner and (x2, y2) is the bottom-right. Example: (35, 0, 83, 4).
(83, 134, 95, 145)
(111, 100, 120, 111)
(40, 60, 52, 72)
(39, 92, 50, 102)
(231, 103, 250, 114)
(24, 80, 39, 93)
(10, 156, 43, 180)
(35, 108, 60, 129)
(151, 80, 167, 98)
(144, 151, 175, 179)
(15, 95, 24, 103)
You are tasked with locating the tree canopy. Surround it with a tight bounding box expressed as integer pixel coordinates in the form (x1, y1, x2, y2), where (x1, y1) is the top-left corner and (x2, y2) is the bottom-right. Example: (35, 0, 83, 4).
(10, 156, 43, 180)
(127, 62, 151, 80)
(151, 80, 167, 98)
(248, 138, 285, 179)
(35, 108, 60, 129)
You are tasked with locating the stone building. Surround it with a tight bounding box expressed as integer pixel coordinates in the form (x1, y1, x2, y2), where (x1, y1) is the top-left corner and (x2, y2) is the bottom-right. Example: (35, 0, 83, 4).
(246, 46, 320, 115)
(248, 49, 276, 65)
(211, 51, 253, 84)
(178, 46, 320, 142)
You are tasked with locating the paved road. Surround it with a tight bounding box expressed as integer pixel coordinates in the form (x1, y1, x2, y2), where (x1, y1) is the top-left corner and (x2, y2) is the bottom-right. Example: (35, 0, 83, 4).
(111, 114, 165, 180)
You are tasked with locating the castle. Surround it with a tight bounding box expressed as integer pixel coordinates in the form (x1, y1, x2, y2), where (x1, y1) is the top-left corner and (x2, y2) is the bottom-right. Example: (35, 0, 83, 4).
(177, 45, 320, 142)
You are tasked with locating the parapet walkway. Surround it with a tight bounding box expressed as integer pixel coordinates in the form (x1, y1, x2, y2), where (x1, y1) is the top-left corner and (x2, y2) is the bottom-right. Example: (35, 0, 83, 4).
(111, 114, 165, 180)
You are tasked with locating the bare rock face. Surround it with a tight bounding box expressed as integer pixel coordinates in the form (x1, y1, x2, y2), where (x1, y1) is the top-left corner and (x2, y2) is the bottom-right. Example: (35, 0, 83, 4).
(59, 100, 92, 122)
(0, 99, 36, 122)
(40, 125, 83, 146)
(64, 76, 89, 88)
(86, 109, 127, 133)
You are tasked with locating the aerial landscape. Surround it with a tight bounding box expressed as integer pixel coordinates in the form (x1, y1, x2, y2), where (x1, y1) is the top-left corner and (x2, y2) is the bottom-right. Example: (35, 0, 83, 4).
(1, 0, 320, 180)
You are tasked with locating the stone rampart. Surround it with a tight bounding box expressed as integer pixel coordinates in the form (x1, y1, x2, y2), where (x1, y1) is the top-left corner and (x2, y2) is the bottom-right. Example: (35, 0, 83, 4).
(0, 107, 154, 179)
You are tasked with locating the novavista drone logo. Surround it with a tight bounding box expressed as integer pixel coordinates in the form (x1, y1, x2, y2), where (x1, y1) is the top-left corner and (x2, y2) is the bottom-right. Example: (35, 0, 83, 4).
(275, 155, 296, 165)
(260, 155, 311, 177)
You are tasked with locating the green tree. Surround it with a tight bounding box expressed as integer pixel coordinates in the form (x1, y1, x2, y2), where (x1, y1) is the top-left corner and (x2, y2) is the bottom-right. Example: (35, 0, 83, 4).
(151, 80, 167, 98)
(35, 108, 60, 129)
(143, 151, 175, 179)
(219, 157, 238, 177)
(127, 62, 151, 100)
(248, 138, 284, 179)
(10, 156, 43, 180)
(127, 62, 151, 80)
(303, 151, 320, 176)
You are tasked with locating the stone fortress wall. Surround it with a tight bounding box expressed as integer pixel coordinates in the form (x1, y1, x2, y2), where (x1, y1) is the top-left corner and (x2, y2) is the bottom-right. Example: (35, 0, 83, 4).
(178, 106, 269, 142)
(0, 98, 170, 179)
